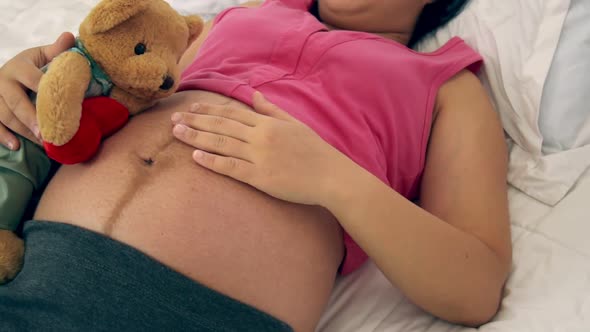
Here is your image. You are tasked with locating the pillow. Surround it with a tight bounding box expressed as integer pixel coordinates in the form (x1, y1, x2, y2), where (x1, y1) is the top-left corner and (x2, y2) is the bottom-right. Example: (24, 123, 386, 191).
(540, 0, 590, 153)
(416, 0, 573, 205)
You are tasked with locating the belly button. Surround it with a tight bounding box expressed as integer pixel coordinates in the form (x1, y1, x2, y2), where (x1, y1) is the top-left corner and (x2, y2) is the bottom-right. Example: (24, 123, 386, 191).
(142, 157, 155, 166)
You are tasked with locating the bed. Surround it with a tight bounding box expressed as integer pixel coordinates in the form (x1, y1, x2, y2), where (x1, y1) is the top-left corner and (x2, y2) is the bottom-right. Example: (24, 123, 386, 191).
(1, 0, 589, 331)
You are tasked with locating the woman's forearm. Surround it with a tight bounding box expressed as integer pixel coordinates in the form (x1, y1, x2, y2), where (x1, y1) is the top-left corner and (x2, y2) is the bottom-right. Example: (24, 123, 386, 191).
(320, 162, 509, 326)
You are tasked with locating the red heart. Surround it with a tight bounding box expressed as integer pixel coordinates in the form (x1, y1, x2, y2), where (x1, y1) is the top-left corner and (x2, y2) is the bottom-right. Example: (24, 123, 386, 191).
(44, 97, 129, 164)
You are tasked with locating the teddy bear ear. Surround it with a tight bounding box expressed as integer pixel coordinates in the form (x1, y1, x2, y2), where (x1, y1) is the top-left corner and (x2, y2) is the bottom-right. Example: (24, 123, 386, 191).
(82, 0, 152, 34)
(184, 15, 204, 47)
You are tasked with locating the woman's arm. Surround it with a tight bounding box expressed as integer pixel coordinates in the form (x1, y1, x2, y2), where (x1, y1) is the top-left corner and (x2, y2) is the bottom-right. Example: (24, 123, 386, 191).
(179, 1, 263, 72)
(322, 70, 512, 326)
(169, 70, 511, 327)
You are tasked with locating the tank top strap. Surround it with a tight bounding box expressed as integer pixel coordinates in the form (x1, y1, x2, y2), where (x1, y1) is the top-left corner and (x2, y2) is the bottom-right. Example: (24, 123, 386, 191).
(422, 37, 483, 80)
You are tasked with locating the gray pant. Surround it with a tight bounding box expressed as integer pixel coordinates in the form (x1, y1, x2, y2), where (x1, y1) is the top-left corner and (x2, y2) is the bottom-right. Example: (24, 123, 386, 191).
(0, 220, 293, 332)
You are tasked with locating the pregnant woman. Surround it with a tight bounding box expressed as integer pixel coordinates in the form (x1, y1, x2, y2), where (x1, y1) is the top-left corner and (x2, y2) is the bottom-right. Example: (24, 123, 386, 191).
(0, 0, 511, 331)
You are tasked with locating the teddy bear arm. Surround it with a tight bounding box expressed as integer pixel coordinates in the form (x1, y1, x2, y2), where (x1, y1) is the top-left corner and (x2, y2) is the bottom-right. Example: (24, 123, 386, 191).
(36, 52, 92, 146)
(110, 87, 157, 115)
(0, 230, 25, 284)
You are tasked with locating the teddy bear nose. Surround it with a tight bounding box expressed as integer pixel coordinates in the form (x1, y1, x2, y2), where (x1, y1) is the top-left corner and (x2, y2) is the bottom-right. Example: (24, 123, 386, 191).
(160, 76, 175, 90)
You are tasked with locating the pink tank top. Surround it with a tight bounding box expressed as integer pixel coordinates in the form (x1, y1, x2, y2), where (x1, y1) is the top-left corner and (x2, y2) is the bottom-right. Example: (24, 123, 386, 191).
(179, 0, 483, 275)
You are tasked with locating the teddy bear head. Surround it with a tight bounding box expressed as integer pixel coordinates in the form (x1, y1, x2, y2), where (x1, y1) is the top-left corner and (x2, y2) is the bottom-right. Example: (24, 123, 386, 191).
(79, 0, 203, 102)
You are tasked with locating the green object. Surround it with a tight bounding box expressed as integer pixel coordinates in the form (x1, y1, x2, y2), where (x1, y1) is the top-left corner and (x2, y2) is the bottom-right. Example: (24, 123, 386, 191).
(71, 38, 113, 97)
(0, 137, 51, 230)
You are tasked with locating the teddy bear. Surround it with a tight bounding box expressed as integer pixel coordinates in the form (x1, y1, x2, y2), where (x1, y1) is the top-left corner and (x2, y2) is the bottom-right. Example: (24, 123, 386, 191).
(0, 0, 203, 284)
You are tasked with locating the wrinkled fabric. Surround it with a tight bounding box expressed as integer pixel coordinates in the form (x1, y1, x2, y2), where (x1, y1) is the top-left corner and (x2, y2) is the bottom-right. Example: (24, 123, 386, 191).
(0, 137, 50, 230)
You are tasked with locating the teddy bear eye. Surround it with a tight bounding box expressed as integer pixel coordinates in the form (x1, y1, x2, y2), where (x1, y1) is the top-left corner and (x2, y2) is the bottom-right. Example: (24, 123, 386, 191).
(134, 43, 147, 55)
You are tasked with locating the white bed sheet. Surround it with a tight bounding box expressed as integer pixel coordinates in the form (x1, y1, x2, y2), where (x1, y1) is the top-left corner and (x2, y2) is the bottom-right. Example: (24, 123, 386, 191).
(319, 167, 590, 332)
(0, 0, 243, 65)
(0, 1, 589, 331)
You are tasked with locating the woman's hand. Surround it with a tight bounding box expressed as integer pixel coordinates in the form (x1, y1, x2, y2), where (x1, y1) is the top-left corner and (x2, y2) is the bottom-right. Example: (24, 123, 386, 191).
(171, 92, 352, 206)
(0, 32, 76, 150)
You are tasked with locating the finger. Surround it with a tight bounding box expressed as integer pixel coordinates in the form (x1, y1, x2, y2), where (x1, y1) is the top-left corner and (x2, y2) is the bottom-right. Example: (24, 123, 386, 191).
(193, 149, 255, 183)
(0, 116, 38, 147)
(0, 123, 20, 150)
(0, 95, 39, 144)
(190, 103, 259, 127)
(9, 33, 75, 91)
(40, 32, 76, 65)
(12, 59, 44, 93)
(252, 91, 296, 122)
(171, 112, 251, 142)
(0, 86, 40, 140)
(173, 124, 252, 161)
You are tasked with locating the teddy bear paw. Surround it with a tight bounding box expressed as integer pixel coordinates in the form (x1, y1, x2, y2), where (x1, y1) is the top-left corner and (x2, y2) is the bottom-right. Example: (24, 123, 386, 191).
(44, 97, 129, 165)
(0, 230, 25, 284)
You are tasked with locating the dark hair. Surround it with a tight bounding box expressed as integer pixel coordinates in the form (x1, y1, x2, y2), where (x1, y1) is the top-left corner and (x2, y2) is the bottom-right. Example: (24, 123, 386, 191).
(310, 0, 470, 48)
(409, 0, 470, 47)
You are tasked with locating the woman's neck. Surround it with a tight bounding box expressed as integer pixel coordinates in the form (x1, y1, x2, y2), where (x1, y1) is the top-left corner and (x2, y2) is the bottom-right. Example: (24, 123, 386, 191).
(320, 21, 410, 46)
(310, 2, 410, 46)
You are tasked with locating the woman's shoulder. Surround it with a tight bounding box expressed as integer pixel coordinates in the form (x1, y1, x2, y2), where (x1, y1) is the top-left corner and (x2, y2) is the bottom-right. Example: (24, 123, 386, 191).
(418, 38, 484, 119)
(433, 69, 490, 125)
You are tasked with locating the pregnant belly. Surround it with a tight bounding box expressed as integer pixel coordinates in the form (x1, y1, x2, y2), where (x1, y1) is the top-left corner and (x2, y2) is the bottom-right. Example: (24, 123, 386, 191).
(34, 90, 344, 331)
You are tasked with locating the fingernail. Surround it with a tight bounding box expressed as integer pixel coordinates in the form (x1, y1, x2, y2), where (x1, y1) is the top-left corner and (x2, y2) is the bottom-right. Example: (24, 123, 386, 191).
(193, 150, 204, 160)
(33, 125, 41, 140)
(6, 141, 14, 150)
(171, 113, 182, 122)
(173, 124, 187, 135)
(190, 103, 200, 112)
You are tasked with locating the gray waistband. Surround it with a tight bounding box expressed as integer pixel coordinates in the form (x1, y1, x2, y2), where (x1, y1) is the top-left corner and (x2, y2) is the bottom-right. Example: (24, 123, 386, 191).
(0, 220, 293, 332)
